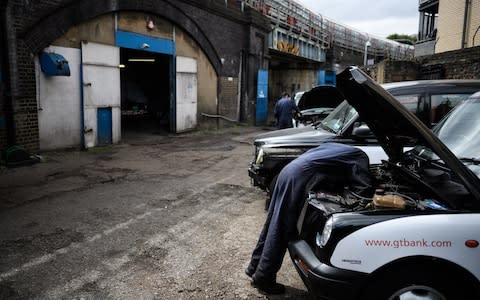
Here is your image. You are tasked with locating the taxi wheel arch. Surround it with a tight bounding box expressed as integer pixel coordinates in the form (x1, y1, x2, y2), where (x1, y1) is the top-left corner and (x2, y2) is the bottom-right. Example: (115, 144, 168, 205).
(359, 256, 479, 300)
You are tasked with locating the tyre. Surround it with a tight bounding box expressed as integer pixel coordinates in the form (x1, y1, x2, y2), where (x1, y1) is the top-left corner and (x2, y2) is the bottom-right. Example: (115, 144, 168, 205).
(362, 264, 477, 300)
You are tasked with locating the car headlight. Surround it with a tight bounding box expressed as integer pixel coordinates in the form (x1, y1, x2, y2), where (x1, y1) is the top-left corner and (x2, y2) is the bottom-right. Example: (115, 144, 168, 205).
(316, 216, 333, 248)
(255, 148, 264, 165)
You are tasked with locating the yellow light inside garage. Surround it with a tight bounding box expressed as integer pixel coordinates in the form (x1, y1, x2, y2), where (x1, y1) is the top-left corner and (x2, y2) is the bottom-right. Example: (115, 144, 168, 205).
(128, 58, 155, 62)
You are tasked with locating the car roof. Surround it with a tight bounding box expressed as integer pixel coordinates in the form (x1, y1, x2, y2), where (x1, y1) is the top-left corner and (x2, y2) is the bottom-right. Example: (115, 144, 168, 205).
(382, 79, 480, 91)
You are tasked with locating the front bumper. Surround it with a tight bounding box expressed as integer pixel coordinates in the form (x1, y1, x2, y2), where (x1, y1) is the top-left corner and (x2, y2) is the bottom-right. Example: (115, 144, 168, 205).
(248, 164, 269, 190)
(288, 240, 368, 300)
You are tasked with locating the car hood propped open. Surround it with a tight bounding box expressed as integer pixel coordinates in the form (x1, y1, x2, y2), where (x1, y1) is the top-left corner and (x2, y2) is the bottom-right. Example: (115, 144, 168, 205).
(336, 66, 480, 202)
(297, 85, 344, 111)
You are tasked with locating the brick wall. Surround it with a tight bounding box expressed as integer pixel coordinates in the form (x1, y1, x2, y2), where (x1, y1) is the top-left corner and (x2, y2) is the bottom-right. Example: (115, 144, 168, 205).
(363, 46, 480, 83)
(218, 76, 239, 123)
(13, 97, 39, 151)
(420, 45, 480, 79)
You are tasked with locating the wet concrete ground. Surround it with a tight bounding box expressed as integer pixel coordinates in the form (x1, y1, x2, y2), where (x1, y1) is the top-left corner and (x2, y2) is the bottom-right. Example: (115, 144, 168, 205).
(0, 127, 308, 299)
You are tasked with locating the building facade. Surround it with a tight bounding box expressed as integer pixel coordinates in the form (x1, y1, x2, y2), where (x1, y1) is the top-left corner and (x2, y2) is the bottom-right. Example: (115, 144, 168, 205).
(416, 0, 480, 56)
(0, 0, 270, 154)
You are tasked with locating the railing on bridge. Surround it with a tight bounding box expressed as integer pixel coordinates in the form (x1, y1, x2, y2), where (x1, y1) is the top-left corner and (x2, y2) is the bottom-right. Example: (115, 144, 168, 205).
(241, 0, 414, 62)
(243, 0, 329, 62)
(325, 18, 414, 61)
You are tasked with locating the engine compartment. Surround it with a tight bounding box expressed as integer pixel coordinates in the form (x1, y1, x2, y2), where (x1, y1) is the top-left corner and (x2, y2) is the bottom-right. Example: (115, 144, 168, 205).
(306, 160, 456, 215)
(298, 159, 471, 245)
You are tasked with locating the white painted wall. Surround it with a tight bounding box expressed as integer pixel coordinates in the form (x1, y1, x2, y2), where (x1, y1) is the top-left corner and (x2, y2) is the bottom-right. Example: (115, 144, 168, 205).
(176, 56, 197, 132)
(36, 46, 82, 150)
(81, 42, 121, 148)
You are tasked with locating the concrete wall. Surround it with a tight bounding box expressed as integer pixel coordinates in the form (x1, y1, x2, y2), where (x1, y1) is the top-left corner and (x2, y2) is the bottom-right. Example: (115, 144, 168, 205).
(37, 46, 82, 150)
(175, 26, 218, 129)
(267, 68, 317, 125)
(118, 12, 173, 40)
(270, 69, 317, 99)
(52, 14, 115, 48)
(329, 45, 367, 72)
(364, 61, 419, 84)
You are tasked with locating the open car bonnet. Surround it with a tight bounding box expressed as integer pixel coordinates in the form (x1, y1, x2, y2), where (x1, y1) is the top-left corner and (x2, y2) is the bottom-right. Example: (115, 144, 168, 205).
(297, 85, 344, 111)
(337, 67, 480, 201)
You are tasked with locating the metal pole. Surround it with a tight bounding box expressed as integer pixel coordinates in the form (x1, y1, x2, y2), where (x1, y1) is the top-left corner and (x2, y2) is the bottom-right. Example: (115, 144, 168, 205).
(364, 41, 371, 66)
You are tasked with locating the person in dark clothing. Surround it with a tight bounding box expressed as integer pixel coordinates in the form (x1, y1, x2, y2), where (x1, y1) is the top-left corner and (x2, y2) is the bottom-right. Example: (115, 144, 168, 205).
(274, 92, 299, 129)
(246, 143, 371, 294)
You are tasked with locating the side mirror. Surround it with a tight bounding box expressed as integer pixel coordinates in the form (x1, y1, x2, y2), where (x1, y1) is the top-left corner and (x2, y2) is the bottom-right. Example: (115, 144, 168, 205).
(352, 122, 373, 138)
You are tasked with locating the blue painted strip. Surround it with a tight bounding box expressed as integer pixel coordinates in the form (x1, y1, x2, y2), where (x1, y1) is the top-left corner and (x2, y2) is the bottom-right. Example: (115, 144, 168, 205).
(115, 30, 174, 55)
(256, 69, 269, 124)
(171, 42, 176, 132)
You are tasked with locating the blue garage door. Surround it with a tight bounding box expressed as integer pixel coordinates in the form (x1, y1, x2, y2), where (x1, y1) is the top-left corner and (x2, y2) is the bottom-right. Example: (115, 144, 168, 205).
(256, 70, 269, 125)
(97, 107, 112, 145)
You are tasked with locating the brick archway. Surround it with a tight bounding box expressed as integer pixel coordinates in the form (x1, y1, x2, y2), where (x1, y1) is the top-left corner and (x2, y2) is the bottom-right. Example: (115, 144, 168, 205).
(20, 0, 222, 74)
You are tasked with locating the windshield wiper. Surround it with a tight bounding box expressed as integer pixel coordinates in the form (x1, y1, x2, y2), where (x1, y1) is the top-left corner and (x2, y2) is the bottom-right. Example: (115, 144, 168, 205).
(458, 157, 480, 165)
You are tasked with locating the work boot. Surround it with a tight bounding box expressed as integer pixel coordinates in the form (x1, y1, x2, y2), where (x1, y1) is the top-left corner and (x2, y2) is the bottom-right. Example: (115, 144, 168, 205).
(251, 274, 285, 295)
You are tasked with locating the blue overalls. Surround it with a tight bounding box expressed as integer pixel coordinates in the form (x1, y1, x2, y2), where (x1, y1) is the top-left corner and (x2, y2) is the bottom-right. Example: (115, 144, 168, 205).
(274, 97, 297, 129)
(247, 143, 371, 283)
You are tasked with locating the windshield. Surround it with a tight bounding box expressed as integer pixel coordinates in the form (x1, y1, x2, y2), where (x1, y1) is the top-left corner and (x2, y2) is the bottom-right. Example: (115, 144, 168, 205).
(431, 93, 480, 176)
(320, 100, 358, 134)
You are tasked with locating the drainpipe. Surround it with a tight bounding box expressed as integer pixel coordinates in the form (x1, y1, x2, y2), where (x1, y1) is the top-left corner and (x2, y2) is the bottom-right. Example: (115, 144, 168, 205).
(2, 3, 17, 147)
(461, 0, 471, 49)
(79, 52, 85, 149)
(237, 49, 243, 122)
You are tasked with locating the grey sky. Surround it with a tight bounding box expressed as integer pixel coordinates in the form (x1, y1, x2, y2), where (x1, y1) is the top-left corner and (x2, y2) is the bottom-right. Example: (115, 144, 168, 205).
(295, 0, 419, 38)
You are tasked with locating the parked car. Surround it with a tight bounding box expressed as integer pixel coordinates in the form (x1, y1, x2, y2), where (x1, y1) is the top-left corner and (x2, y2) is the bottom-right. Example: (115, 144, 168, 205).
(433, 90, 480, 177)
(248, 78, 480, 207)
(293, 85, 344, 127)
(288, 67, 480, 300)
(293, 91, 305, 106)
(383, 79, 480, 128)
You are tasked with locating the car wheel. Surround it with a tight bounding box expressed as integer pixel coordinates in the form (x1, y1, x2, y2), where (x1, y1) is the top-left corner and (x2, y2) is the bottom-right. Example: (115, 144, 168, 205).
(362, 265, 475, 300)
(265, 174, 278, 211)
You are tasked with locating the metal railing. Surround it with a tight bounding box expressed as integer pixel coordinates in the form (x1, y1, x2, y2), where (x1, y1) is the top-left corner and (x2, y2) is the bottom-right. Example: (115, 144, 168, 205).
(242, 0, 414, 61)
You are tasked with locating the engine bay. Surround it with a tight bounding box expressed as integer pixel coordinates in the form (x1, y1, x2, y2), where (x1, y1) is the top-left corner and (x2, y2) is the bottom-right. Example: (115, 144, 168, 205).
(298, 159, 468, 247)
(306, 155, 475, 216)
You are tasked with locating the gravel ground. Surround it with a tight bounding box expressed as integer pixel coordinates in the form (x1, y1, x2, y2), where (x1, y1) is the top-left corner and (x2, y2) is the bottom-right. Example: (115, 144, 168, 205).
(0, 126, 309, 299)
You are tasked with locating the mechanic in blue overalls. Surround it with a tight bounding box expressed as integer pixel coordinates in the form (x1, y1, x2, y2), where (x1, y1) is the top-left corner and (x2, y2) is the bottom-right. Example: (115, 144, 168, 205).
(274, 92, 299, 129)
(246, 143, 372, 294)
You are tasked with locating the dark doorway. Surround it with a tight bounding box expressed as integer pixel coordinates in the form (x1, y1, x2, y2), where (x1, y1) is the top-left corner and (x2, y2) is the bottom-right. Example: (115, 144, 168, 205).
(120, 48, 171, 137)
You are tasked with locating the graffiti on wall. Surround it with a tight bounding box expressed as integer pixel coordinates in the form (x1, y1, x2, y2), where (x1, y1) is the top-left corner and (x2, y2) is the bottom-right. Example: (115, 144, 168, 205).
(276, 41, 300, 55)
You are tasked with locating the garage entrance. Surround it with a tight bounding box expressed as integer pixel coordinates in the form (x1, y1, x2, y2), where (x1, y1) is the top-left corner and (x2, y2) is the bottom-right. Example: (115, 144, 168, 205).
(120, 48, 172, 136)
